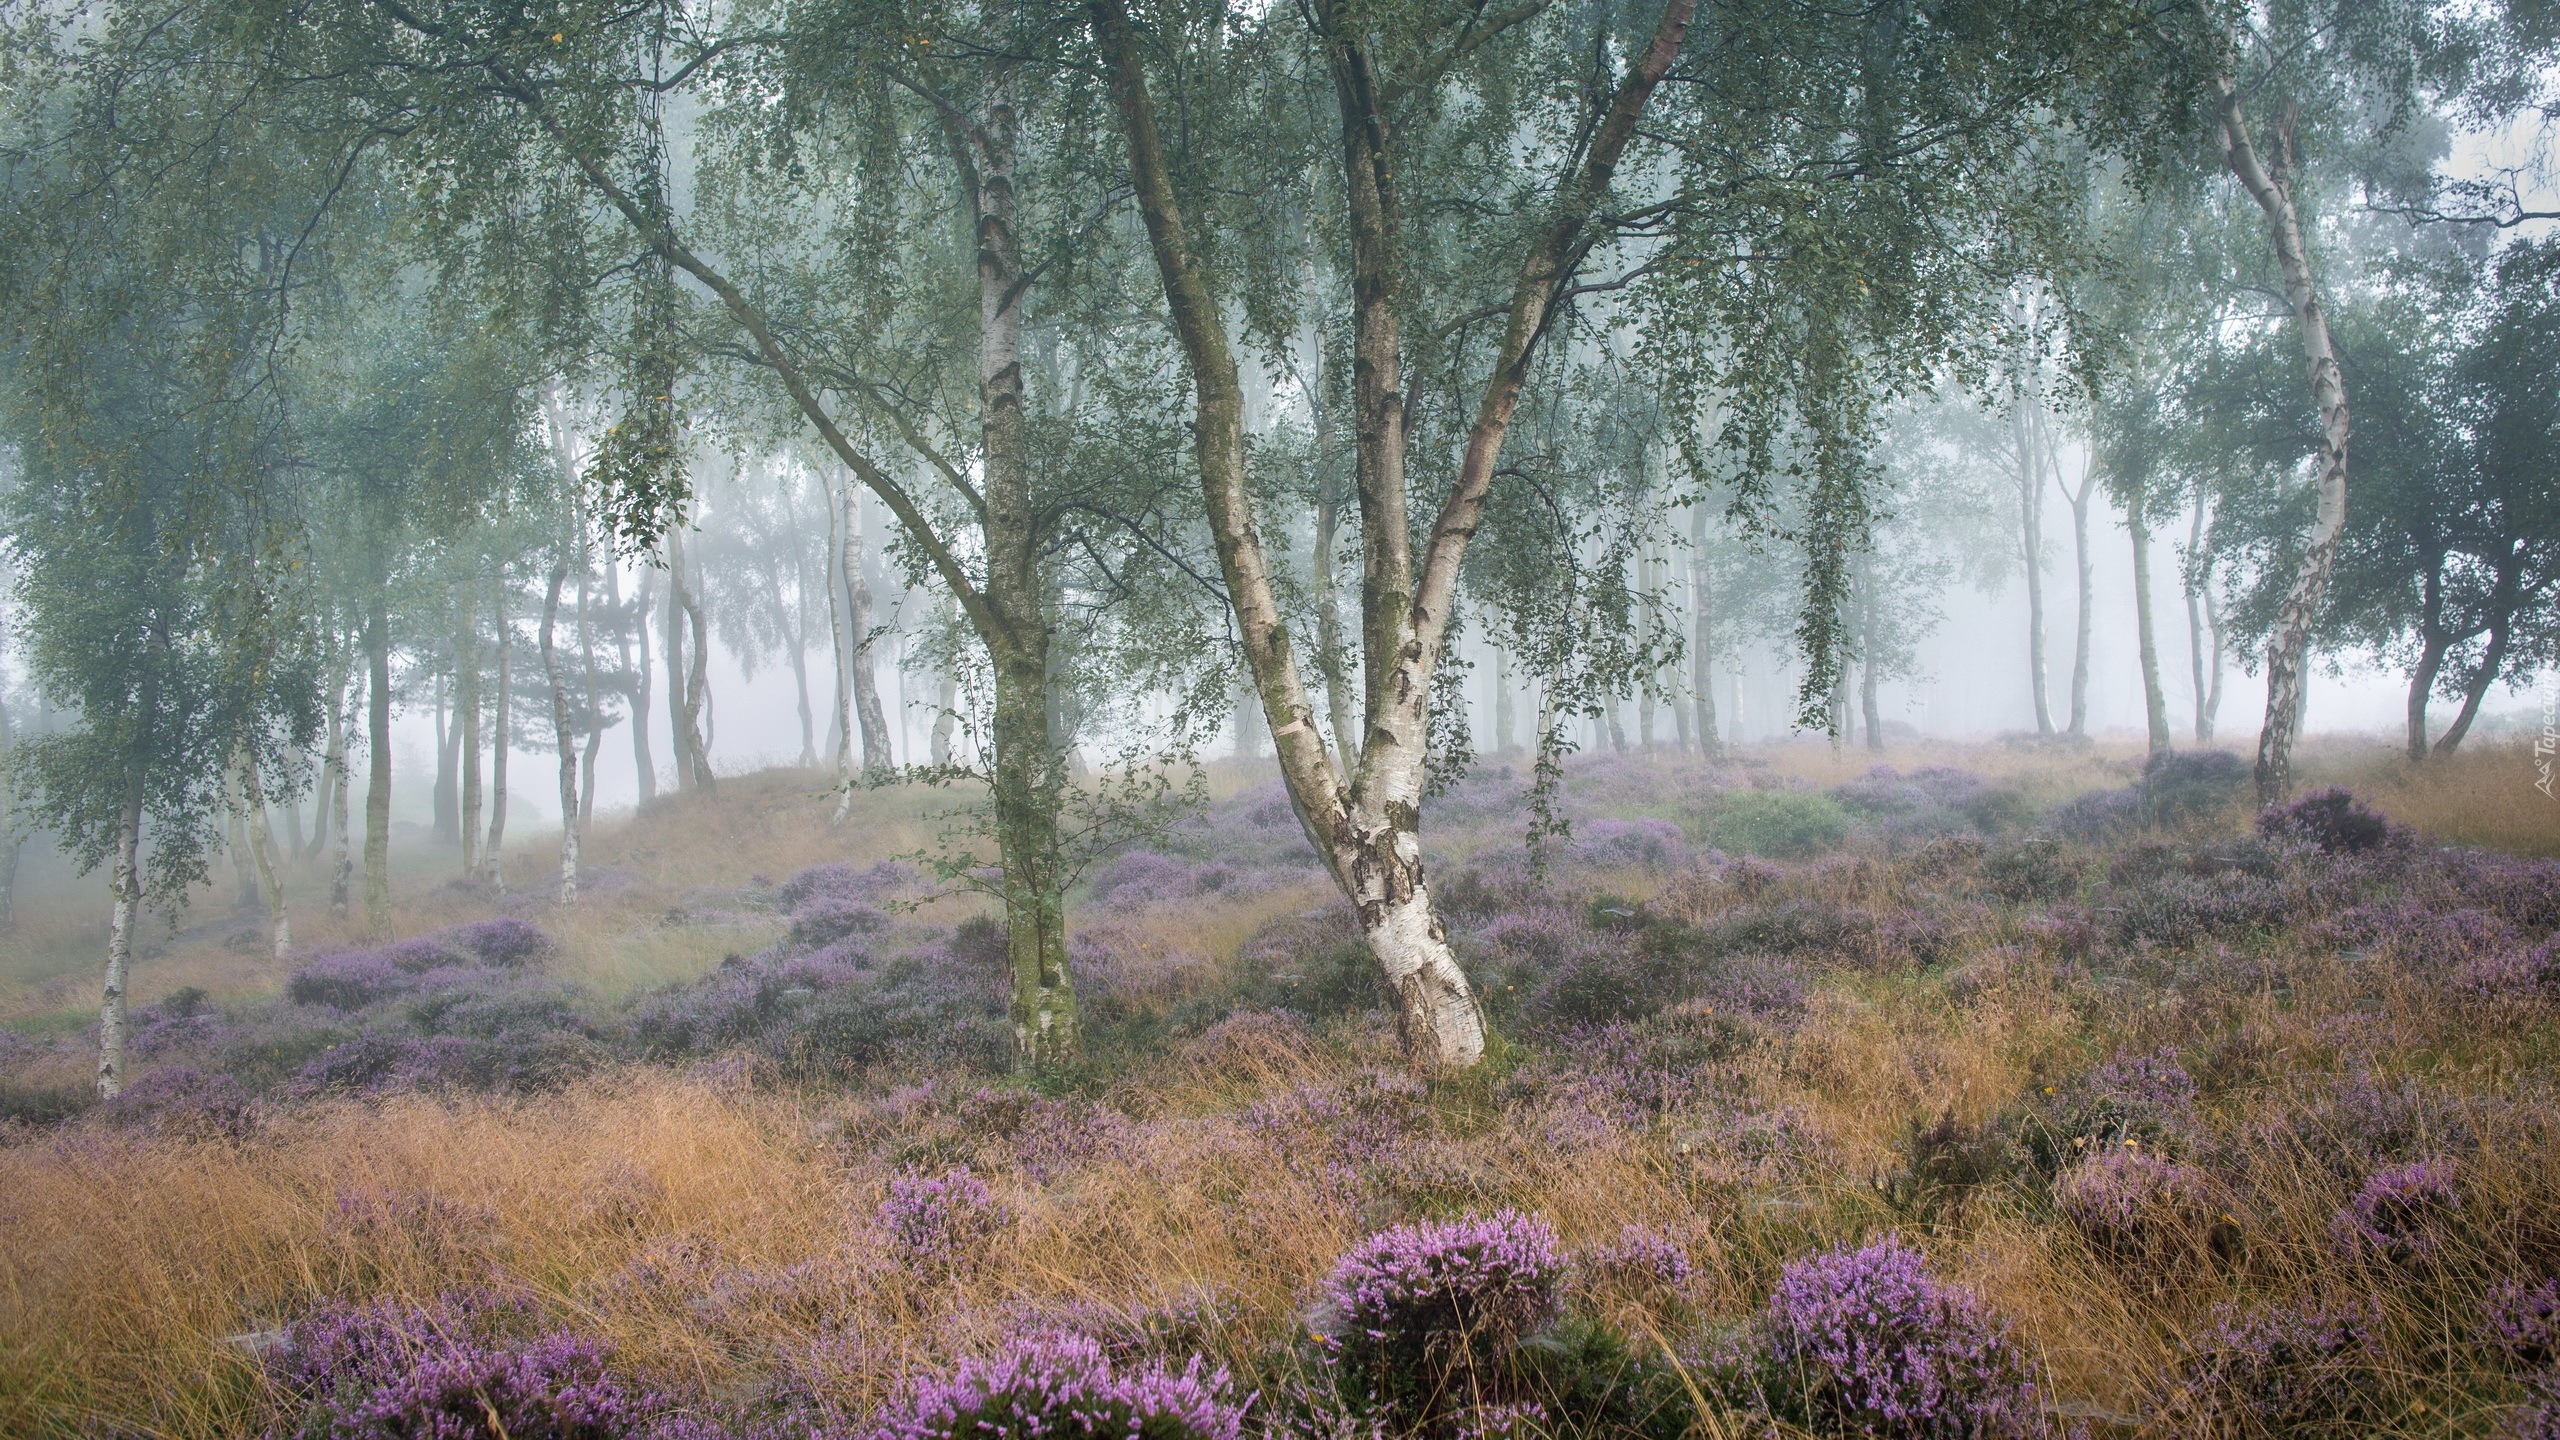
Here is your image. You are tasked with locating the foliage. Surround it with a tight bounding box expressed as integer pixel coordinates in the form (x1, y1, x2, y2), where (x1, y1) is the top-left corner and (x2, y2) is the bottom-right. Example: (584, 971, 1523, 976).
(1701, 791, 1852, 860)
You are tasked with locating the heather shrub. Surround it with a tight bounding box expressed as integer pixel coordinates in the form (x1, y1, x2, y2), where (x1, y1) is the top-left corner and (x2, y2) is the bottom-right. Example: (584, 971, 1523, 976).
(269, 1290, 665, 1440)
(2455, 937, 2560, 1003)
(2256, 787, 2399, 854)
(2167, 1299, 2386, 1434)
(285, 951, 415, 1011)
(880, 1167, 1005, 1274)
(2330, 1159, 2463, 1264)
(1573, 1224, 1694, 1301)
(868, 1332, 1246, 1440)
(1565, 817, 1692, 870)
(1745, 1237, 2045, 1439)
(102, 1065, 254, 1138)
(444, 917, 554, 967)
(2140, 749, 2249, 825)
(2052, 1150, 2224, 1276)
(2046, 784, 2142, 839)
(2260, 1070, 2476, 1181)
(788, 896, 890, 949)
(1316, 1211, 1564, 1394)
(1982, 839, 2081, 903)
(2006, 1049, 2199, 1176)
(2485, 1278, 2560, 1369)
(1701, 789, 1851, 859)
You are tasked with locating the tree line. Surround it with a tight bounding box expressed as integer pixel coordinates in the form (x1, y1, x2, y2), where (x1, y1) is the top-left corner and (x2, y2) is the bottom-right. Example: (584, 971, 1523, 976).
(0, 0, 2553, 1089)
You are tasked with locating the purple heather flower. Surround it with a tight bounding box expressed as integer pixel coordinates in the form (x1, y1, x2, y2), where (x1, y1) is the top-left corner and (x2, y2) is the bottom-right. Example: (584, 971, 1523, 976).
(2173, 1299, 2383, 1432)
(1575, 1224, 1694, 1296)
(2331, 1159, 2463, 1263)
(879, 1167, 1004, 1274)
(2255, 787, 2400, 853)
(2485, 1279, 2560, 1371)
(1760, 1237, 2043, 1440)
(1318, 1211, 1564, 1366)
(2052, 1150, 2220, 1270)
(866, 1331, 1246, 1440)
(270, 1290, 675, 1440)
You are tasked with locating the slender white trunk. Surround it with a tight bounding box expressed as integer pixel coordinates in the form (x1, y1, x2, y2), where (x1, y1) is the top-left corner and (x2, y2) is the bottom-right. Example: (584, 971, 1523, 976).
(331, 682, 354, 919)
(2213, 73, 2349, 805)
(99, 800, 142, 1100)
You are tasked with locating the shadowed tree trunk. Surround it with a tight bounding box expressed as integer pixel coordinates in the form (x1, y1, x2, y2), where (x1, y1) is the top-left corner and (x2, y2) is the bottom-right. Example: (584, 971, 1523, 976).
(484, 578, 511, 891)
(363, 591, 392, 936)
(846, 484, 892, 774)
(543, 560, 580, 903)
(622, 563, 657, 804)
(1691, 506, 1721, 759)
(2433, 552, 2523, 757)
(240, 751, 291, 958)
(331, 674, 354, 919)
(459, 596, 483, 877)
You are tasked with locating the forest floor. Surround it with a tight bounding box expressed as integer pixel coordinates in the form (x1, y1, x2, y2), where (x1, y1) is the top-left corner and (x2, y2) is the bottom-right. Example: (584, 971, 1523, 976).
(0, 735, 2554, 1440)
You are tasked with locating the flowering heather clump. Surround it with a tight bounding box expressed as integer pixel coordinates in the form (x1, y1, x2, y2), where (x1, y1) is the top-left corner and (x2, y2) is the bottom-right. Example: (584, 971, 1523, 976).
(443, 916, 554, 968)
(2519, 1370, 2560, 1440)
(1565, 817, 1692, 870)
(868, 1331, 1246, 1440)
(2170, 1299, 2384, 1433)
(1575, 1224, 1694, 1297)
(2139, 749, 2249, 825)
(2255, 786, 2399, 853)
(1757, 1237, 2044, 1439)
(788, 896, 890, 949)
(103, 1065, 254, 1138)
(1318, 1211, 1564, 1375)
(880, 1167, 1004, 1274)
(2269, 1070, 2476, 1181)
(2485, 1279, 2560, 1370)
(2455, 938, 2560, 1003)
(270, 1290, 661, 1440)
(2312, 902, 2515, 971)
(284, 951, 416, 1011)
(2053, 1150, 2222, 1273)
(2331, 1159, 2463, 1263)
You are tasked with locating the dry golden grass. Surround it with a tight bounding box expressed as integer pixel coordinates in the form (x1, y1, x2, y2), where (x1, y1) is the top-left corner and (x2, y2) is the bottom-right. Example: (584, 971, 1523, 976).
(2304, 738, 2560, 858)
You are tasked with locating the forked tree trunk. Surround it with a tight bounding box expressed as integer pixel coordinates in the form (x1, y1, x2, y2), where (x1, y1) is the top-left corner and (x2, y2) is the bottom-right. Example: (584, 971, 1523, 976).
(542, 560, 581, 903)
(681, 554, 714, 793)
(2433, 556, 2521, 757)
(98, 795, 143, 1100)
(2405, 565, 2448, 763)
(364, 592, 394, 936)
(240, 752, 291, 958)
(1098, 0, 1695, 1067)
(2212, 76, 2349, 806)
(2128, 484, 2172, 756)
